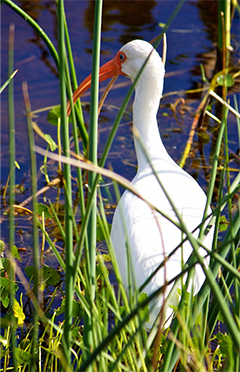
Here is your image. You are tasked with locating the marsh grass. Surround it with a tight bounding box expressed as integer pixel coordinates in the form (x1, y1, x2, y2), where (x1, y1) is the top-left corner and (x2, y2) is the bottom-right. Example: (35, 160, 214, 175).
(1, 0, 240, 371)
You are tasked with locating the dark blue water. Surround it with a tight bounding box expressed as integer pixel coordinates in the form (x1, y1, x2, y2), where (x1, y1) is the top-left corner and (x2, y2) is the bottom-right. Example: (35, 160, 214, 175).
(1, 0, 239, 328)
(2, 1, 239, 189)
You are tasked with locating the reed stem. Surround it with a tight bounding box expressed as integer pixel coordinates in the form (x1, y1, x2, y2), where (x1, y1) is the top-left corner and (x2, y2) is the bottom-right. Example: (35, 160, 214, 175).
(83, 0, 103, 364)
(8, 22, 17, 372)
(57, 0, 73, 366)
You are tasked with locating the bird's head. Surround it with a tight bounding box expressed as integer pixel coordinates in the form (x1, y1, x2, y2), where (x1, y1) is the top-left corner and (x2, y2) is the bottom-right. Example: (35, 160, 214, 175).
(119, 39, 164, 82)
(67, 39, 164, 116)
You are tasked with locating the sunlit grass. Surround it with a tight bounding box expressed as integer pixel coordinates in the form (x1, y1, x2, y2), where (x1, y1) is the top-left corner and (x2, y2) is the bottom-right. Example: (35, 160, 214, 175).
(1, 0, 240, 371)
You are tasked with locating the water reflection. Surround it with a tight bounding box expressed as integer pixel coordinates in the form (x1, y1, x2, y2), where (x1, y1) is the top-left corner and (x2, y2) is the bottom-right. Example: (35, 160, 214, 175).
(18, 0, 59, 76)
(85, 0, 157, 44)
(2, 0, 239, 194)
(1, 0, 239, 254)
(1, 2, 239, 351)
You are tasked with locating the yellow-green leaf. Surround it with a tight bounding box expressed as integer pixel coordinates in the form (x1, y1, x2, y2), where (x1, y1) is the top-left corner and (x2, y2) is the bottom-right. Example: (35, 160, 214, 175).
(217, 74, 234, 87)
(36, 203, 53, 219)
(13, 299, 25, 325)
(47, 105, 61, 126)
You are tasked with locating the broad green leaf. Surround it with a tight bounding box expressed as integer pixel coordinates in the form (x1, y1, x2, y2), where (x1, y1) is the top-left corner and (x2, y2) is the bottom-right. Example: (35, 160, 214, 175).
(96, 221, 111, 242)
(11, 245, 21, 261)
(45, 134, 57, 151)
(0, 259, 4, 270)
(1, 257, 10, 272)
(15, 348, 32, 364)
(72, 326, 82, 341)
(72, 299, 84, 318)
(197, 130, 210, 143)
(219, 215, 229, 232)
(24, 266, 34, 280)
(56, 299, 84, 318)
(36, 203, 53, 219)
(138, 292, 149, 322)
(0, 240, 4, 254)
(13, 299, 25, 325)
(32, 121, 57, 150)
(43, 265, 61, 286)
(214, 332, 233, 358)
(0, 335, 8, 347)
(96, 254, 111, 263)
(0, 278, 18, 308)
(55, 299, 65, 316)
(195, 311, 202, 326)
(217, 74, 235, 87)
(47, 105, 61, 126)
(25, 265, 60, 287)
(1, 294, 9, 308)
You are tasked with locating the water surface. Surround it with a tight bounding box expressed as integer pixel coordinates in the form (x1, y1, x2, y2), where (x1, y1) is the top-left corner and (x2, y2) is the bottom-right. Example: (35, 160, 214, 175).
(1, 0, 239, 309)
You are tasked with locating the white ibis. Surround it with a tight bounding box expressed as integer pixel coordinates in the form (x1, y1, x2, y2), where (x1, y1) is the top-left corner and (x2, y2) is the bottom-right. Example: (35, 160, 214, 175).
(69, 40, 213, 329)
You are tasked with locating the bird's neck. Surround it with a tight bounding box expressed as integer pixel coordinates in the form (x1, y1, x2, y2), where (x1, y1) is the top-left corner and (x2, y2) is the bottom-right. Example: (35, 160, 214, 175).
(132, 82, 169, 172)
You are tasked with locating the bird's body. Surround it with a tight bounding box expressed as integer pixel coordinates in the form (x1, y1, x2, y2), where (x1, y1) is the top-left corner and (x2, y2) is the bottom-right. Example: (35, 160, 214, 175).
(111, 146, 212, 328)
(69, 39, 213, 329)
(109, 40, 213, 328)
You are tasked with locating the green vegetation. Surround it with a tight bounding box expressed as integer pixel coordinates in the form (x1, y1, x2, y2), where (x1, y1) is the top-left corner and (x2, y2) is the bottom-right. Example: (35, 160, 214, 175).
(1, 0, 239, 371)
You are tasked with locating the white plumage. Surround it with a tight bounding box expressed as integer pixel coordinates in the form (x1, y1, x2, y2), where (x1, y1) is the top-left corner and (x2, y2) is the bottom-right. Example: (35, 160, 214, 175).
(69, 39, 213, 329)
(109, 40, 213, 329)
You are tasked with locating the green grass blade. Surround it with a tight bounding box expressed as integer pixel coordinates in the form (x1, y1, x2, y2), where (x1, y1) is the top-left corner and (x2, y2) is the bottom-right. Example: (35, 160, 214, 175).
(87, 0, 103, 298)
(218, 0, 231, 50)
(64, 18, 84, 118)
(8, 22, 17, 372)
(83, 0, 103, 365)
(64, 21, 88, 148)
(57, 0, 73, 366)
(4, 0, 59, 69)
(199, 106, 226, 239)
(7, 1, 240, 369)
(22, 81, 40, 369)
(152, 0, 185, 47)
(64, 18, 88, 147)
(0, 69, 18, 94)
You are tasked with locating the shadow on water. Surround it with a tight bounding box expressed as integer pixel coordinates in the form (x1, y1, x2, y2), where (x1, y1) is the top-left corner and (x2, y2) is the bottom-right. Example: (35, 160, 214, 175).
(1, 0, 239, 328)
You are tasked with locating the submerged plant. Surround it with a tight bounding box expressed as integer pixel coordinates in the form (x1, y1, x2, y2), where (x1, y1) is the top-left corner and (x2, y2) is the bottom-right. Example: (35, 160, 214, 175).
(1, 0, 240, 371)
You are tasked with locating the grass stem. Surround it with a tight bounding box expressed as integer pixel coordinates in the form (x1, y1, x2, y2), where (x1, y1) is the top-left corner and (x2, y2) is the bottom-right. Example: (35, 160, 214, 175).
(83, 0, 103, 365)
(57, 0, 73, 366)
(22, 80, 40, 369)
(8, 22, 17, 372)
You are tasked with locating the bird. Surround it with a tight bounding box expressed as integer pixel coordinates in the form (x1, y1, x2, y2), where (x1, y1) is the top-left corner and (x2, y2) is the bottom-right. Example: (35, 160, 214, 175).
(68, 39, 213, 329)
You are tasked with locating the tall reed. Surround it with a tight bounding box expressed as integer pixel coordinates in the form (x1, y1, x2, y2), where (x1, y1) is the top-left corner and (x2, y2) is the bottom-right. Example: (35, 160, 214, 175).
(22, 80, 40, 370)
(8, 22, 17, 372)
(57, 0, 73, 365)
(2, 0, 240, 370)
(83, 0, 103, 362)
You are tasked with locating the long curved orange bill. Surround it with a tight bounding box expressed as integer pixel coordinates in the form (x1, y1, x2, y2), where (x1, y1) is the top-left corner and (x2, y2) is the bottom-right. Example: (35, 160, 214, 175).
(67, 51, 125, 116)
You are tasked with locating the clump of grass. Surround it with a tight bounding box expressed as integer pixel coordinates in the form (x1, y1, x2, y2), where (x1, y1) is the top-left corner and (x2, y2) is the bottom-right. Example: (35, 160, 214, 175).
(1, 0, 240, 371)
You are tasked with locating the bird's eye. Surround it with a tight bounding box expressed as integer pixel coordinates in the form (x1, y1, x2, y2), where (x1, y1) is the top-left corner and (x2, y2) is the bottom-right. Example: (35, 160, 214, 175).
(119, 52, 126, 61)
